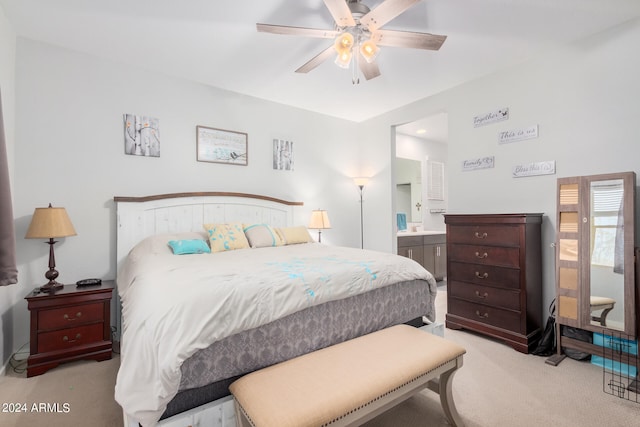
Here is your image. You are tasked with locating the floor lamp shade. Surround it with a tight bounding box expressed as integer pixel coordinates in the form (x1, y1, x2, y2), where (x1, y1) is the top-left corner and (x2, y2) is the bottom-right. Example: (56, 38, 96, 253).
(308, 210, 331, 242)
(25, 204, 77, 291)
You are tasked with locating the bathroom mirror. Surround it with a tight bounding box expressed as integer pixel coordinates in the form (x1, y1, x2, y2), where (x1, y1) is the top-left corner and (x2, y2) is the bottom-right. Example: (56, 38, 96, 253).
(395, 157, 422, 223)
(581, 173, 636, 335)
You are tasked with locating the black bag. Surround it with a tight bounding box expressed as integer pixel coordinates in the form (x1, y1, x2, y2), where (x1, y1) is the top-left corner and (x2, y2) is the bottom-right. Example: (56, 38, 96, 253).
(561, 326, 592, 360)
(532, 299, 556, 356)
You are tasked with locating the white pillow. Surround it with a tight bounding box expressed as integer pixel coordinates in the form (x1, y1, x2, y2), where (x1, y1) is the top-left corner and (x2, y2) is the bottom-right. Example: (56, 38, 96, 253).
(129, 232, 209, 258)
(244, 224, 284, 248)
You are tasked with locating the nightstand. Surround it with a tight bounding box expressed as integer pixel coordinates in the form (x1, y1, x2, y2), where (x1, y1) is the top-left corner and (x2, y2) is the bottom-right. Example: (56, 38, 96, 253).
(25, 280, 114, 377)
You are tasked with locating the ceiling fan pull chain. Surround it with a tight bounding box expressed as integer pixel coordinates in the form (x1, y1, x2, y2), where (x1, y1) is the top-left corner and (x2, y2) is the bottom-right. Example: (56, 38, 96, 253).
(352, 44, 360, 85)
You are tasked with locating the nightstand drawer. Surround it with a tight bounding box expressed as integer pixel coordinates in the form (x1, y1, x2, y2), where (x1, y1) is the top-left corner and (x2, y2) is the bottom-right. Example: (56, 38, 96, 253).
(37, 323, 105, 354)
(449, 244, 520, 268)
(448, 281, 521, 311)
(38, 302, 103, 330)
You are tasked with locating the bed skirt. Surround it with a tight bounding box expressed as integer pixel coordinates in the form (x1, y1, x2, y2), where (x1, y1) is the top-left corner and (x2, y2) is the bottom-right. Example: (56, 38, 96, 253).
(162, 278, 435, 420)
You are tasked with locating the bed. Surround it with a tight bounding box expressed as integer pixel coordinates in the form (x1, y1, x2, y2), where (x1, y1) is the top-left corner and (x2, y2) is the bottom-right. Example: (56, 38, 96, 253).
(113, 192, 438, 427)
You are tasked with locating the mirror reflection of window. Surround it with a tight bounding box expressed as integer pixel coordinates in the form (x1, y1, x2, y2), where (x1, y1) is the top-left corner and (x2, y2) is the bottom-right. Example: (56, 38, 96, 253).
(590, 180, 624, 269)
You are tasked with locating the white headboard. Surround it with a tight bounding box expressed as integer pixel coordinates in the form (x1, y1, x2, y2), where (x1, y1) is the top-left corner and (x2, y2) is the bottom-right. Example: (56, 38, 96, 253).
(114, 192, 304, 269)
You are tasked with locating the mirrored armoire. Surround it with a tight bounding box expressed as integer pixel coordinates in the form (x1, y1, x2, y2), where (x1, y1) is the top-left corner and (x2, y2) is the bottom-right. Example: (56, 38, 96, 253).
(554, 172, 639, 387)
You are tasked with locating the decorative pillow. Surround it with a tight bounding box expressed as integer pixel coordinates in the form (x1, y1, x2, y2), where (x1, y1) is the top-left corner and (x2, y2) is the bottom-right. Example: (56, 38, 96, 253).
(167, 239, 211, 255)
(203, 223, 250, 253)
(129, 232, 209, 257)
(276, 226, 313, 245)
(244, 224, 284, 248)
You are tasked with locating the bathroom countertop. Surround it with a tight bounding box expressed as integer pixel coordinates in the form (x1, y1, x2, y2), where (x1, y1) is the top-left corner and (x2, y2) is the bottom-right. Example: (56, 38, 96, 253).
(397, 230, 445, 237)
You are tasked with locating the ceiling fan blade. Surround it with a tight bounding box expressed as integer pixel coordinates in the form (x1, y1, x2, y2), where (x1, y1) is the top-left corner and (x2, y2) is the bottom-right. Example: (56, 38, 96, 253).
(257, 23, 338, 39)
(295, 45, 336, 74)
(372, 29, 447, 50)
(358, 54, 381, 80)
(323, 0, 356, 27)
(360, 0, 421, 32)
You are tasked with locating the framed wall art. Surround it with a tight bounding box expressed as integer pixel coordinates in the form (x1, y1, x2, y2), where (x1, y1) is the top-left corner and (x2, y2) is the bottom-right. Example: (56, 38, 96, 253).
(273, 138, 294, 171)
(124, 114, 160, 157)
(196, 125, 248, 165)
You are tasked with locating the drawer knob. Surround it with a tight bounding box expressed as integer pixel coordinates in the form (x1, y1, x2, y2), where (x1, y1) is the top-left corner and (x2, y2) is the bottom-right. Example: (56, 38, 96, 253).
(63, 333, 82, 343)
(475, 271, 489, 279)
(474, 232, 488, 239)
(63, 312, 82, 321)
(475, 290, 489, 299)
(475, 252, 488, 259)
(475, 310, 489, 319)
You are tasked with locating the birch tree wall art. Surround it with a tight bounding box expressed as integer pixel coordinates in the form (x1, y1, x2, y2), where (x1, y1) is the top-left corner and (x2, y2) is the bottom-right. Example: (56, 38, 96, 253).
(124, 114, 160, 157)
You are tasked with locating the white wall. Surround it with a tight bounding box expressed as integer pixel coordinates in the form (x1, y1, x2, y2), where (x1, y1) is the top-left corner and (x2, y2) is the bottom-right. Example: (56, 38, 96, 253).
(6, 38, 364, 359)
(362, 17, 640, 316)
(0, 4, 17, 367)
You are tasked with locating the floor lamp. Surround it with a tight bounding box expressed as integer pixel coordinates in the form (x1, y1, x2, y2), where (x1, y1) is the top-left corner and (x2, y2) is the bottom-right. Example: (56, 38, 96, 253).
(354, 177, 369, 249)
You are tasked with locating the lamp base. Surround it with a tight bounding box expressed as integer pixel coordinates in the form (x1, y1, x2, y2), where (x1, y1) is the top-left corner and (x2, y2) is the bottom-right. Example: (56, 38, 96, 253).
(40, 240, 63, 292)
(40, 281, 64, 293)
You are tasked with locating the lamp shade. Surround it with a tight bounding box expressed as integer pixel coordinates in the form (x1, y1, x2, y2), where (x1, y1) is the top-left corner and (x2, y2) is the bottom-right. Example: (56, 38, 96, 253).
(25, 205, 77, 239)
(308, 210, 331, 230)
(353, 177, 369, 188)
(360, 40, 379, 63)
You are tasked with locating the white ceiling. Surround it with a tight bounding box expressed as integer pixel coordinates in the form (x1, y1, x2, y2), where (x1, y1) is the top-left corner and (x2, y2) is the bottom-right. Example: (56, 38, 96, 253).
(3, 0, 640, 131)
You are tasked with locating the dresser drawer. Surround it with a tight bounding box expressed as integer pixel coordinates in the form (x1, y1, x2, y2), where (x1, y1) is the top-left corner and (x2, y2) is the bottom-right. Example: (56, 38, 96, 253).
(448, 298, 521, 333)
(448, 281, 521, 311)
(38, 302, 104, 331)
(449, 244, 520, 268)
(448, 225, 520, 246)
(37, 323, 105, 354)
(448, 261, 521, 290)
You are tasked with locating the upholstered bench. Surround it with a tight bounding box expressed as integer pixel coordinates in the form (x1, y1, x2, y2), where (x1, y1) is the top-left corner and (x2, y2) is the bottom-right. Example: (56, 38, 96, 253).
(229, 324, 466, 427)
(590, 296, 616, 326)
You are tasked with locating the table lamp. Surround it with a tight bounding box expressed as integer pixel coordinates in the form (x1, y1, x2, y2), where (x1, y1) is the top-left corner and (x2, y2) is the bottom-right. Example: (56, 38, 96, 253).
(308, 209, 331, 243)
(25, 203, 77, 292)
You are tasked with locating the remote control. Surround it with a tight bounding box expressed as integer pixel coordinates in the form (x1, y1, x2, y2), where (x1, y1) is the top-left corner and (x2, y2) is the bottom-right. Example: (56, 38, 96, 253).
(76, 278, 102, 287)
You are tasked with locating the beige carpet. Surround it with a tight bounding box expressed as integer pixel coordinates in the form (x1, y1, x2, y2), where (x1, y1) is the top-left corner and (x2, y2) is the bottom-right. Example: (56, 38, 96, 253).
(1, 289, 639, 427)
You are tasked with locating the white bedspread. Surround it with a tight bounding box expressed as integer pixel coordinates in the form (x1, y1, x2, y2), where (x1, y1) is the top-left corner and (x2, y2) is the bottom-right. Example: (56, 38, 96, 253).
(115, 241, 436, 426)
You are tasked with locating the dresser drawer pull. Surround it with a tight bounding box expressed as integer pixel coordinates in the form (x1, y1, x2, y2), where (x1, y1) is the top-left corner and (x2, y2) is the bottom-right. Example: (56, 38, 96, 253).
(475, 310, 489, 319)
(63, 312, 82, 321)
(474, 232, 488, 239)
(475, 252, 488, 259)
(62, 333, 82, 343)
(475, 271, 489, 279)
(475, 291, 489, 299)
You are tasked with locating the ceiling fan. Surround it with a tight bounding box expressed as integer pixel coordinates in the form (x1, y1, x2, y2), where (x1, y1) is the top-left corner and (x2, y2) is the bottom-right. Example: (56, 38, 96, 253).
(257, 0, 446, 84)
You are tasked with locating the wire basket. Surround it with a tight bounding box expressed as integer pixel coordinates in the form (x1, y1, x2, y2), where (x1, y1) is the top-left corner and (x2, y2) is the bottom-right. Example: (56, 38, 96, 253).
(597, 329, 639, 403)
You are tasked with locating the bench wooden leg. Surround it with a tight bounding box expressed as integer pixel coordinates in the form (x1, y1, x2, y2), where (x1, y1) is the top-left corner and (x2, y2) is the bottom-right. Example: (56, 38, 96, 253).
(428, 355, 465, 427)
(234, 400, 252, 427)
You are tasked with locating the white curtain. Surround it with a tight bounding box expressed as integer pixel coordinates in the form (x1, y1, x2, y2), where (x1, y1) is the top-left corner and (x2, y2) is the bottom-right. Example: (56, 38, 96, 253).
(0, 88, 17, 286)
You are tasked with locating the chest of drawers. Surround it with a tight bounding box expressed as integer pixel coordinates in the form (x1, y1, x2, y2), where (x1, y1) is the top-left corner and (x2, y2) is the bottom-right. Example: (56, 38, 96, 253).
(444, 214, 543, 353)
(25, 281, 113, 377)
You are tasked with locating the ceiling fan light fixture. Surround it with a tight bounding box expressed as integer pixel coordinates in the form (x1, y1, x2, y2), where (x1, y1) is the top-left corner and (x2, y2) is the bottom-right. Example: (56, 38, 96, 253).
(335, 49, 353, 69)
(360, 39, 379, 63)
(334, 32, 354, 53)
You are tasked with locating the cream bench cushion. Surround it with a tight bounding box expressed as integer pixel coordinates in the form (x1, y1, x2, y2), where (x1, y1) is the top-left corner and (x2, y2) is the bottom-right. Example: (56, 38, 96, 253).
(229, 324, 466, 427)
